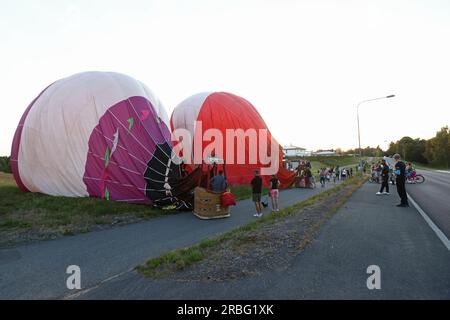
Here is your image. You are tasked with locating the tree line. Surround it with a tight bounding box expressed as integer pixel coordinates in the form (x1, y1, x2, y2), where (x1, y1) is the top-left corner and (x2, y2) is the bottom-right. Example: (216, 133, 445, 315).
(0, 156, 11, 173)
(343, 126, 449, 168)
(385, 126, 449, 168)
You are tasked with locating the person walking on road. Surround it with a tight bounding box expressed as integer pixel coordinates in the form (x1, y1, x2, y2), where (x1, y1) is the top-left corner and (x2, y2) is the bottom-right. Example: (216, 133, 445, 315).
(341, 168, 347, 180)
(393, 153, 409, 207)
(376, 159, 390, 195)
(269, 174, 280, 212)
(251, 170, 263, 217)
(319, 168, 327, 187)
(304, 167, 313, 188)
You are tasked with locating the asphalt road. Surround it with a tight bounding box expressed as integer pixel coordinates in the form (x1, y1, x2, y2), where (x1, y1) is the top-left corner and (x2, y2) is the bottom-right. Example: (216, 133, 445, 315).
(77, 182, 450, 299)
(0, 180, 337, 299)
(406, 169, 450, 239)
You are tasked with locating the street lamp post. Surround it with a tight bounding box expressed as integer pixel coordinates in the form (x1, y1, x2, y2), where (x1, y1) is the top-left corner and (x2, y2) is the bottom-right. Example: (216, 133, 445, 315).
(357, 95, 395, 172)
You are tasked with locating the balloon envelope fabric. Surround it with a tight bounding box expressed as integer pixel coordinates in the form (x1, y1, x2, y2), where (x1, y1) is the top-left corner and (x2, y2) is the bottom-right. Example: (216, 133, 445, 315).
(170, 92, 295, 187)
(11, 71, 181, 204)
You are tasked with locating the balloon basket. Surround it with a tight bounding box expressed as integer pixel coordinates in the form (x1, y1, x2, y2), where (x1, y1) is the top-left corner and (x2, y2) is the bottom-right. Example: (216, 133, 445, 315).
(193, 187, 230, 219)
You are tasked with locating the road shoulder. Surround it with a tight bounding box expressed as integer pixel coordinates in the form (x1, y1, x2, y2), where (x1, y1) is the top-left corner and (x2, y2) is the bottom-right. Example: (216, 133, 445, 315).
(76, 182, 450, 299)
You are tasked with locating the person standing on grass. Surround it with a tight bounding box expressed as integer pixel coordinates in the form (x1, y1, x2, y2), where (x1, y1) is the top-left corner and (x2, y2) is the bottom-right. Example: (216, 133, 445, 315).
(251, 170, 263, 217)
(393, 153, 409, 207)
(376, 159, 390, 195)
(269, 174, 280, 212)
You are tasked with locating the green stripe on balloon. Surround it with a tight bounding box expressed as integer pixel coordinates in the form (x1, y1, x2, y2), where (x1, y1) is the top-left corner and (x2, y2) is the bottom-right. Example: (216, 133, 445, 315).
(104, 187, 110, 201)
(105, 147, 110, 167)
(128, 117, 134, 131)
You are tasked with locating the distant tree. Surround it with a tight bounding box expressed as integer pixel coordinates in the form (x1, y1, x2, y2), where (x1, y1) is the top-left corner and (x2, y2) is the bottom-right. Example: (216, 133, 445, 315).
(0, 156, 11, 173)
(385, 136, 427, 163)
(425, 126, 450, 168)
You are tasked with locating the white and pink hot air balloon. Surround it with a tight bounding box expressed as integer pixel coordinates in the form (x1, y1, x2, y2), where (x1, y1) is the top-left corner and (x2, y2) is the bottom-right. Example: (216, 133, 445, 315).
(11, 71, 183, 205)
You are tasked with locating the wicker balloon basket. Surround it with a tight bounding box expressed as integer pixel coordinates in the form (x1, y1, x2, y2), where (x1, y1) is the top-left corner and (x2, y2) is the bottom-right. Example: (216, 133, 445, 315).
(193, 187, 230, 219)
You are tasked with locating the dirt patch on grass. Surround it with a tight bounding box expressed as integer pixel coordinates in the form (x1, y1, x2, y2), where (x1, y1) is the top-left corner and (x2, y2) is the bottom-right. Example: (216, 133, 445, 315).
(145, 178, 364, 282)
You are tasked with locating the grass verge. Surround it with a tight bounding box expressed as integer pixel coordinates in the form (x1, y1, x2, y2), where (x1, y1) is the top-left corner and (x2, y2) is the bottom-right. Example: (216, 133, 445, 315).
(137, 174, 367, 277)
(0, 172, 168, 246)
(412, 162, 449, 171)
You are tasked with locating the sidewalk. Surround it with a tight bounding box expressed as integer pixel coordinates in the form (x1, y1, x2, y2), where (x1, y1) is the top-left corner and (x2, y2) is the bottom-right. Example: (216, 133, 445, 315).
(77, 182, 450, 299)
(0, 181, 337, 299)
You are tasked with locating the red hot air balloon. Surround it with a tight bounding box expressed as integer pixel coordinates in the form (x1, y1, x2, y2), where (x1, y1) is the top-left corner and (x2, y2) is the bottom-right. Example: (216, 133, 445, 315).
(170, 92, 295, 187)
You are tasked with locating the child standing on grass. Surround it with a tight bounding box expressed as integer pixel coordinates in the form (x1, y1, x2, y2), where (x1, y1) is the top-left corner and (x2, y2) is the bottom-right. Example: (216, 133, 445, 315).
(269, 174, 280, 212)
(251, 170, 263, 217)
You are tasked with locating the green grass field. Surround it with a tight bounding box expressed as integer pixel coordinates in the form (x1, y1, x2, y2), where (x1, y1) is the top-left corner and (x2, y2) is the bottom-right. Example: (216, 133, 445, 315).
(0, 172, 164, 241)
(411, 162, 449, 171)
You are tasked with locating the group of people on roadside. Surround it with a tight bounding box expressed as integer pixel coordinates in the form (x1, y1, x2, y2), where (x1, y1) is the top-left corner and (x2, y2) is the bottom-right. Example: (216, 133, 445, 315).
(294, 165, 314, 188)
(250, 170, 280, 218)
(295, 165, 353, 188)
(370, 161, 385, 183)
(211, 153, 411, 221)
(331, 166, 353, 181)
(210, 169, 281, 218)
(375, 154, 409, 207)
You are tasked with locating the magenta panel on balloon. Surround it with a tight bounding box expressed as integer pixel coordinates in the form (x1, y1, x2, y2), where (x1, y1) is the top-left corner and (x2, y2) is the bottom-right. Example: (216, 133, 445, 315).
(83, 96, 172, 203)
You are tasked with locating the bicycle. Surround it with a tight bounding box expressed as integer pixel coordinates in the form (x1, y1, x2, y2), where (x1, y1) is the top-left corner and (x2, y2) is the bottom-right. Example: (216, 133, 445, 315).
(406, 170, 425, 184)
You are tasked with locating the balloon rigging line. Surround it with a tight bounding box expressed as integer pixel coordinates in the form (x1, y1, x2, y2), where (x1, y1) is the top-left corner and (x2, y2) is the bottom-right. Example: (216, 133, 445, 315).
(111, 103, 172, 169)
(107, 109, 155, 158)
(93, 124, 172, 173)
(115, 198, 148, 202)
(141, 98, 180, 165)
(93, 127, 148, 167)
(83, 176, 139, 189)
(127, 98, 174, 164)
(88, 152, 143, 176)
(84, 176, 170, 192)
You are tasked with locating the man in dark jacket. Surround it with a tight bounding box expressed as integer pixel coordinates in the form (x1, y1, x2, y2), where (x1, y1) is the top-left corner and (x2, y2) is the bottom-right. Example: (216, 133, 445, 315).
(393, 154, 409, 207)
(211, 170, 227, 193)
(376, 159, 390, 195)
(251, 170, 263, 217)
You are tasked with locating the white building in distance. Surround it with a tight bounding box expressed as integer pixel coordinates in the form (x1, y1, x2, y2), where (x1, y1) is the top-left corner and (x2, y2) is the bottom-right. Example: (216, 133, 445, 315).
(283, 144, 312, 157)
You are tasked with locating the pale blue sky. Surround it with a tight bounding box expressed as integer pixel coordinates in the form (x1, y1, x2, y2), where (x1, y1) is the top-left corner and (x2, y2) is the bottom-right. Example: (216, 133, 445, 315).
(1, 0, 449, 155)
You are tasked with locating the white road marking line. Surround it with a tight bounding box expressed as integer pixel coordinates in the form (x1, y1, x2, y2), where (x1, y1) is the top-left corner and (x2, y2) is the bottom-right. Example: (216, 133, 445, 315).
(436, 170, 450, 174)
(408, 193, 450, 251)
(63, 267, 135, 300)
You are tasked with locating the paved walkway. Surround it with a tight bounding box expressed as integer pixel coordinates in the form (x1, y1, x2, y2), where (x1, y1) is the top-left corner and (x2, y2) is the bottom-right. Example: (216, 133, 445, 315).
(76, 182, 450, 299)
(0, 180, 340, 299)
